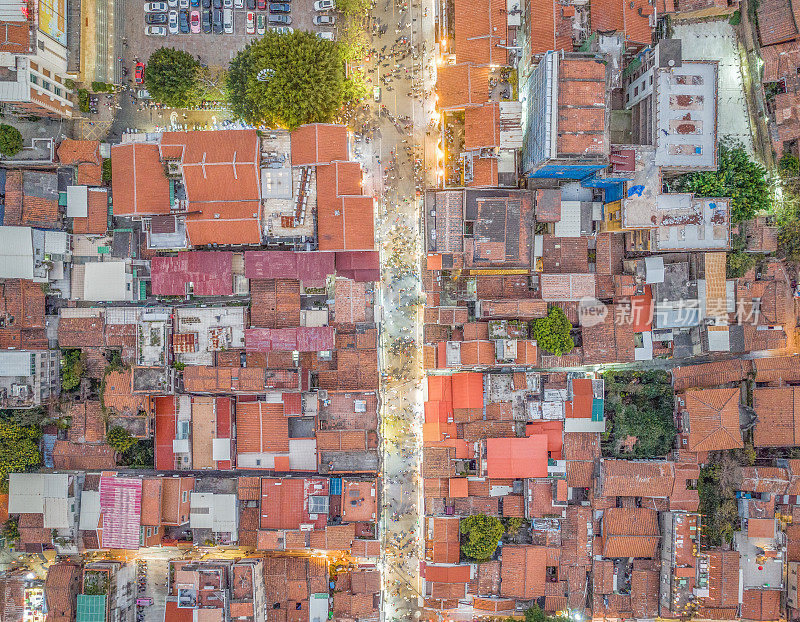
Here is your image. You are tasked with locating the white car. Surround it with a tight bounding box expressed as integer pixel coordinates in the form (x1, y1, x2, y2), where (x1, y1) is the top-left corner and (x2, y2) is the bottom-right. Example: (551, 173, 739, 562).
(168, 9, 179, 32)
(144, 1, 168, 11)
(223, 7, 233, 32)
(317, 30, 334, 39)
(313, 13, 334, 24)
(271, 25, 293, 33)
(313, 0, 334, 9)
(179, 0, 189, 8)
(168, 0, 178, 7)
(235, 0, 244, 7)
(223, 0, 233, 7)
(246, 10, 255, 33)
(145, 24, 168, 34)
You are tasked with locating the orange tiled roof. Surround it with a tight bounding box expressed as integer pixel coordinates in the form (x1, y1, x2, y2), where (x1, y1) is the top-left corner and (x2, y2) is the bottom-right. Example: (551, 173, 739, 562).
(601, 508, 660, 558)
(601, 459, 674, 498)
(754, 386, 800, 446)
(236, 401, 289, 453)
(702, 550, 739, 608)
(103, 368, 145, 416)
(528, 0, 573, 55)
(436, 64, 491, 110)
(741, 589, 781, 621)
(0, 20, 32, 53)
(683, 388, 743, 452)
(590, 0, 653, 44)
(57, 139, 101, 165)
(72, 187, 108, 234)
(454, 0, 507, 65)
(469, 156, 499, 187)
(500, 546, 553, 599)
(110, 143, 171, 216)
(316, 161, 374, 251)
(290, 123, 348, 166)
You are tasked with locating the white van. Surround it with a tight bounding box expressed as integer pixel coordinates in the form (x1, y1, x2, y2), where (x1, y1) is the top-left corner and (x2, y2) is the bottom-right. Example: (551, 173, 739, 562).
(223, 7, 233, 32)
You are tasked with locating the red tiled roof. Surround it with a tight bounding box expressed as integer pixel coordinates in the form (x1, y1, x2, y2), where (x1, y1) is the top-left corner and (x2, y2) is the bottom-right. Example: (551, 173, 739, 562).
(0, 19, 32, 54)
(244, 250, 335, 286)
(741, 589, 781, 621)
(601, 508, 660, 558)
(72, 187, 108, 234)
(754, 386, 800, 446)
(528, 0, 573, 55)
(316, 161, 374, 251)
(702, 550, 740, 608)
(236, 401, 288, 454)
(110, 143, 170, 216)
(151, 252, 233, 296)
(683, 388, 743, 452)
(45, 562, 80, 622)
(58, 316, 104, 348)
(756, 0, 799, 46)
(245, 327, 335, 352)
(500, 546, 555, 599)
(590, 0, 653, 44)
(454, 0, 507, 65)
(469, 156, 499, 187)
(748, 518, 776, 539)
(436, 64, 491, 110)
(601, 459, 674, 497)
(541, 273, 597, 301)
(672, 359, 751, 391)
(290, 124, 348, 166)
(58, 139, 101, 165)
(260, 478, 306, 529)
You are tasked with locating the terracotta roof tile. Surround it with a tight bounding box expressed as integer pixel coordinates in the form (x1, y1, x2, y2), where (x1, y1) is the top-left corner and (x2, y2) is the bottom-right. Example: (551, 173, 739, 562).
(436, 64, 491, 110)
(500, 546, 558, 599)
(58, 316, 105, 348)
(742, 589, 781, 621)
(757, 0, 799, 45)
(528, 0, 573, 55)
(102, 368, 145, 416)
(464, 103, 500, 150)
(290, 124, 348, 166)
(110, 143, 170, 216)
(682, 388, 743, 452)
(72, 187, 108, 234)
(454, 0, 507, 65)
(601, 459, 674, 497)
(701, 550, 740, 608)
(52, 440, 116, 470)
(754, 386, 800, 446)
(45, 562, 80, 622)
(672, 359, 750, 391)
(57, 139, 101, 165)
(601, 508, 659, 558)
(236, 401, 289, 454)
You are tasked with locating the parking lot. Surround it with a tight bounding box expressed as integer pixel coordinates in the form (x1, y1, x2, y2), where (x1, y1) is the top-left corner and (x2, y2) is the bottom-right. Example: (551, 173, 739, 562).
(124, 0, 336, 68)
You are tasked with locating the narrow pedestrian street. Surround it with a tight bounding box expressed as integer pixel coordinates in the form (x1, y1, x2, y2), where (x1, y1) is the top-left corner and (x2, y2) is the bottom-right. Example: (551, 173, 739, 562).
(365, 0, 437, 617)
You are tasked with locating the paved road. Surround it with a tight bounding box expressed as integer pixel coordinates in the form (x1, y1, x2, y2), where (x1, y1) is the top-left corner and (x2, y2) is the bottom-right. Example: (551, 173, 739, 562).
(363, 0, 436, 617)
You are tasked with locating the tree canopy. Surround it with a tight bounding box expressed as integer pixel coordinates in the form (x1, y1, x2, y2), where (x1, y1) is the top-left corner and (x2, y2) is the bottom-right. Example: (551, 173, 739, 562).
(227, 30, 345, 129)
(461, 514, 504, 561)
(145, 47, 201, 108)
(671, 140, 770, 223)
(0, 419, 41, 490)
(0, 124, 23, 157)
(106, 426, 136, 453)
(61, 349, 85, 392)
(532, 306, 574, 356)
(602, 370, 676, 458)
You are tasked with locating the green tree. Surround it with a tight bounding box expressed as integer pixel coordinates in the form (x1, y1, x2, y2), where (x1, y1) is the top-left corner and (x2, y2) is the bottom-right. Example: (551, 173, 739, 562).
(227, 30, 345, 129)
(61, 349, 85, 392)
(0, 124, 23, 157)
(532, 306, 574, 356)
(671, 140, 770, 222)
(106, 426, 136, 453)
(0, 419, 41, 490)
(460, 514, 504, 561)
(779, 152, 800, 179)
(101, 158, 112, 183)
(145, 47, 201, 108)
(2, 517, 19, 543)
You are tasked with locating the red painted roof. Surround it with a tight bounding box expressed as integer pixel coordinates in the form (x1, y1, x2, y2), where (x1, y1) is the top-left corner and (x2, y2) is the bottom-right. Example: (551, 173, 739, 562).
(99, 475, 142, 549)
(569, 378, 594, 419)
(151, 251, 233, 296)
(526, 421, 563, 459)
(316, 162, 375, 251)
(245, 327, 336, 352)
(427, 375, 453, 402)
(335, 251, 380, 282)
(244, 251, 335, 286)
(630, 285, 653, 332)
(486, 436, 548, 478)
(215, 397, 232, 469)
(154, 396, 176, 471)
(452, 372, 483, 410)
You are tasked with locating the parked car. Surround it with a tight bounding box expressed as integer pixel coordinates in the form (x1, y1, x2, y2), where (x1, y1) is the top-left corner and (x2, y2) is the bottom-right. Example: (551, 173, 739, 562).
(134, 62, 145, 84)
(271, 25, 292, 32)
(267, 12, 290, 22)
(213, 0, 222, 9)
(257, 0, 266, 9)
(256, 12, 265, 33)
(223, 7, 233, 32)
(179, 8, 190, 31)
(202, 0, 211, 8)
(245, 10, 255, 32)
(168, 0, 178, 7)
(179, 0, 189, 7)
(312, 13, 333, 24)
(168, 9, 179, 32)
(145, 24, 168, 34)
(137, 88, 151, 98)
(269, 3, 290, 11)
(190, 9, 200, 31)
(313, 0, 334, 10)
(202, 8, 212, 30)
(317, 30, 334, 39)
(144, 2, 168, 11)
(223, 0, 233, 7)
(212, 7, 223, 31)
(145, 12, 168, 23)
(246, 0, 256, 7)
(235, 0, 244, 7)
